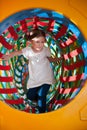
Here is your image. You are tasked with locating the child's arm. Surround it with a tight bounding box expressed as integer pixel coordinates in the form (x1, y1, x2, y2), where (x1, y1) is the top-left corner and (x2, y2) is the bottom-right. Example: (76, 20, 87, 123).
(47, 56, 63, 63)
(2, 50, 22, 61)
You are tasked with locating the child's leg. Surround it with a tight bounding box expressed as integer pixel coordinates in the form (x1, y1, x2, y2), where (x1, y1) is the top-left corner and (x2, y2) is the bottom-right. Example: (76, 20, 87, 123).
(37, 84, 50, 113)
(25, 87, 39, 110)
(27, 87, 39, 100)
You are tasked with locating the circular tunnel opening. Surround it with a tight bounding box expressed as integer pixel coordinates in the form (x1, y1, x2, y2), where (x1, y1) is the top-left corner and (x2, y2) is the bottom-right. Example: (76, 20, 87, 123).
(0, 8, 86, 113)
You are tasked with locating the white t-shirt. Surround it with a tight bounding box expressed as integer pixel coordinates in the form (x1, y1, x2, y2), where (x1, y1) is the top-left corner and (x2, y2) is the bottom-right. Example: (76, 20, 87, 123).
(22, 46, 55, 89)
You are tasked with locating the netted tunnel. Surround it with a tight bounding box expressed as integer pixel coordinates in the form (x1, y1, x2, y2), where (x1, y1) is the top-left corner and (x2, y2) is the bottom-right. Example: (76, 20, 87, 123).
(0, 8, 87, 113)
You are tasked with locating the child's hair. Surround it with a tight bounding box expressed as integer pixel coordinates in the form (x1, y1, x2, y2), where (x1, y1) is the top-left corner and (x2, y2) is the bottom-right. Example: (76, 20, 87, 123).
(25, 29, 46, 41)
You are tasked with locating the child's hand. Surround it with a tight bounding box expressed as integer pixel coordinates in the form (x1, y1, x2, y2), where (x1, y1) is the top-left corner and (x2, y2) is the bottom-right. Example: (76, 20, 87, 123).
(2, 54, 10, 61)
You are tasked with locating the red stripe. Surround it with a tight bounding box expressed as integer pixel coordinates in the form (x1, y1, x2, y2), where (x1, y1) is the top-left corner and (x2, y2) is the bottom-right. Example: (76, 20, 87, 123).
(5, 98, 23, 104)
(59, 87, 65, 94)
(0, 88, 17, 94)
(54, 99, 71, 105)
(20, 20, 28, 32)
(59, 88, 78, 94)
(63, 60, 85, 71)
(0, 35, 13, 50)
(64, 46, 83, 60)
(0, 65, 11, 70)
(69, 86, 79, 94)
(47, 19, 55, 32)
(33, 16, 39, 29)
(3, 29, 12, 38)
(37, 21, 48, 26)
(8, 26, 18, 40)
(23, 107, 36, 113)
(60, 34, 77, 48)
(0, 76, 13, 82)
(25, 17, 34, 27)
(60, 73, 84, 82)
(55, 25, 67, 39)
(26, 21, 33, 27)
(24, 108, 30, 112)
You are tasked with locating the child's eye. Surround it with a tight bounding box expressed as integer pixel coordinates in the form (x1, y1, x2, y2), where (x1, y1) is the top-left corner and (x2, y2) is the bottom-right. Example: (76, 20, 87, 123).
(41, 41, 45, 43)
(35, 41, 44, 44)
(36, 41, 39, 43)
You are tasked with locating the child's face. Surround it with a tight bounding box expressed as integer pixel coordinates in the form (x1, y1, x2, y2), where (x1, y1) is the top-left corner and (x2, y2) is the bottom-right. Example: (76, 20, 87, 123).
(31, 36, 46, 52)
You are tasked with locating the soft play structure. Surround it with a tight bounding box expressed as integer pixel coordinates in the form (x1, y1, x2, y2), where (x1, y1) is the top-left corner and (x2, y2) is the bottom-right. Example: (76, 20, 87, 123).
(0, 0, 87, 130)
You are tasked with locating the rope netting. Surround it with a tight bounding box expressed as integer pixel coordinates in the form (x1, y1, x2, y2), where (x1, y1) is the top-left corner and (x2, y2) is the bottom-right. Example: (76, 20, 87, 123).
(0, 13, 86, 113)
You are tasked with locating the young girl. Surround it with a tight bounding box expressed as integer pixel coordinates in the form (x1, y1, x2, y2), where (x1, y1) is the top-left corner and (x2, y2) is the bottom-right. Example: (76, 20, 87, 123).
(2, 29, 62, 113)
